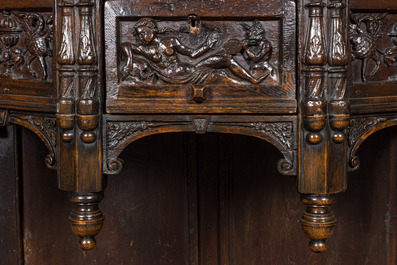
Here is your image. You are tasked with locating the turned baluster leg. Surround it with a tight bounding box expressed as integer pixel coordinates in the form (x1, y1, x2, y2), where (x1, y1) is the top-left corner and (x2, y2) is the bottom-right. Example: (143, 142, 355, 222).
(69, 192, 105, 250)
(300, 194, 337, 253)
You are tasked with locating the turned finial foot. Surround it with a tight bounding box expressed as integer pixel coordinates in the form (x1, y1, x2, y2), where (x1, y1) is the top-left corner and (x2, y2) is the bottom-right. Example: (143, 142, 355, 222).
(68, 192, 105, 251)
(300, 194, 337, 253)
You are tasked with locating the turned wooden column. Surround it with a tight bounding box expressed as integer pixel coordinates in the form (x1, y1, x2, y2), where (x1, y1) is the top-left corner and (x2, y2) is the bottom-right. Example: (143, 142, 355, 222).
(299, 0, 349, 253)
(56, 0, 104, 250)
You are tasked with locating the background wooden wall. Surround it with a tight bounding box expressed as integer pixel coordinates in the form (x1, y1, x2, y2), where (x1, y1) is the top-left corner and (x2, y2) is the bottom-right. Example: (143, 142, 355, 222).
(0, 126, 395, 264)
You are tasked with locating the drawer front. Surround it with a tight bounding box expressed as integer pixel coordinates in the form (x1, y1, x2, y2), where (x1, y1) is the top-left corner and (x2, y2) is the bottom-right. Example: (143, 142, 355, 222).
(105, 0, 297, 114)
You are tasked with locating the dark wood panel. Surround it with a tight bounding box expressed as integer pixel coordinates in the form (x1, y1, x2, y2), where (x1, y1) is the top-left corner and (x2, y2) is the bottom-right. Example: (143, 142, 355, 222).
(15, 129, 397, 264)
(0, 126, 20, 265)
(0, 0, 53, 9)
(350, 0, 397, 10)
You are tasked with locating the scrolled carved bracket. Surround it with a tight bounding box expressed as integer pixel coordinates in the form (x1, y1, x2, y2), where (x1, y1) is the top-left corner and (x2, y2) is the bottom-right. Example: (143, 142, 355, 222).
(8, 112, 57, 169)
(103, 115, 298, 176)
(347, 115, 397, 171)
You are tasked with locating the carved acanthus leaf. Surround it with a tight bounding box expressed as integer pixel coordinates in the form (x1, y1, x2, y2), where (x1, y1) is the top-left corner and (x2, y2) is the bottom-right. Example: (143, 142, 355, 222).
(9, 114, 57, 168)
(255, 122, 294, 149)
(347, 117, 386, 147)
(24, 115, 57, 147)
(107, 121, 149, 149)
(212, 121, 294, 150)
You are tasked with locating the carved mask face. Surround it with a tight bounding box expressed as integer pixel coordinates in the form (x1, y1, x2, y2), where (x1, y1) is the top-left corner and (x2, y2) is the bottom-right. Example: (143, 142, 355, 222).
(243, 22, 265, 44)
(136, 26, 155, 45)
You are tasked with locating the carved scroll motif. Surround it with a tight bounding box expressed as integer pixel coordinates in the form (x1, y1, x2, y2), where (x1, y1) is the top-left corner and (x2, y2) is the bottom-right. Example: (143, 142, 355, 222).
(9, 114, 57, 168)
(107, 121, 149, 149)
(119, 18, 278, 85)
(347, 116, 389, 171)
(255, 122, 294, 149)
(0, 11, 53, 80)
(348, 117, 386, 147)
(105, 119, 297, 175)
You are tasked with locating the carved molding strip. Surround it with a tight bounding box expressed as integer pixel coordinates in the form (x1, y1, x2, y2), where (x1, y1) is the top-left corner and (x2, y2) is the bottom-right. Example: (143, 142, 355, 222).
(8, 113, 57, 169)
(0, 11, 53, 81)
(104, 117, 297, 176)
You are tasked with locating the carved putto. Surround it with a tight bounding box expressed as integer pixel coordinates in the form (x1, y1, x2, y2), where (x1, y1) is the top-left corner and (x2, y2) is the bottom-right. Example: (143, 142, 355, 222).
(384, 22, 397, 80)
(0, 11, 53, 81)
(119, 18, 277, 85)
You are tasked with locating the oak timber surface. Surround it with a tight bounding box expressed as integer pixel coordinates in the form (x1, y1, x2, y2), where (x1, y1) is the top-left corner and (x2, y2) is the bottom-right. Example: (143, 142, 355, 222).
(13, 129, 395, 264)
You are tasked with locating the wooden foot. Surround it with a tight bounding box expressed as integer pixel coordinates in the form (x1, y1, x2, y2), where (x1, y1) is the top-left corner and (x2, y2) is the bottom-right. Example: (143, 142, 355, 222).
(68, 192, 105, 250)
(300, 194, 336, 253)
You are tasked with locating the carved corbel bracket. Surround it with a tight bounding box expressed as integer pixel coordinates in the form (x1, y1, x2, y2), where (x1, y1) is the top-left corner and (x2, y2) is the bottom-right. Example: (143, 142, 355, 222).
(7, 112, 57, 169)
(103, 115, 298, 176)
(347, 115, 397, 171)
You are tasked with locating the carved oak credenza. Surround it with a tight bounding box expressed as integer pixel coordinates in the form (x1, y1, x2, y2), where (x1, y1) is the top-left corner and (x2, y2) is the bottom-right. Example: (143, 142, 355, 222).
(1, 0, 397, 255)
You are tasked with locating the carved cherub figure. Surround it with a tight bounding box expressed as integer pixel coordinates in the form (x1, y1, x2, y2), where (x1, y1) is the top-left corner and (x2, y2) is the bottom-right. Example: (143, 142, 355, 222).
(120, 18, 218, 84)
(120, 18, 275, 85)
(241, 21, 277, 81)
(384, 23, 397, 80)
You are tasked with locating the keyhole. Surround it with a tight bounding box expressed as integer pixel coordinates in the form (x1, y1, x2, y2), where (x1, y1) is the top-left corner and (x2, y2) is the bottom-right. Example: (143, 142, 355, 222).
(188, 14, 199, 34)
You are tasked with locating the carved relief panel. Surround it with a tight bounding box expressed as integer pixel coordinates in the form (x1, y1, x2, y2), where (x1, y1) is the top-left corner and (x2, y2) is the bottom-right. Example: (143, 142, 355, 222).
(0, 11, 53, 81)
(350, 13, 397, 83)
(105, 0, 297, 114)
(0, 10, 55, 112)
(348, 11, 397, 114)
